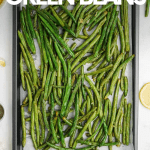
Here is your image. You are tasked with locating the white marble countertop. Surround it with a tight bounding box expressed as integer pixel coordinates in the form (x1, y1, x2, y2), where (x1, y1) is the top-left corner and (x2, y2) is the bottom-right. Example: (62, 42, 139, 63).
(0, 3, 149, 150)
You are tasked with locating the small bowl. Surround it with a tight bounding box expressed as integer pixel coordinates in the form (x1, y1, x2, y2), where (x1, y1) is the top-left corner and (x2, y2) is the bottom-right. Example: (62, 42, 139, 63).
(0, 0, 6, 9)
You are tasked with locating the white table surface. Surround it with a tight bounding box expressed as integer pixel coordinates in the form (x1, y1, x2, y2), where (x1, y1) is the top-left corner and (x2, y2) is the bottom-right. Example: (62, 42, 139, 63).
(0, 2, 149, 150)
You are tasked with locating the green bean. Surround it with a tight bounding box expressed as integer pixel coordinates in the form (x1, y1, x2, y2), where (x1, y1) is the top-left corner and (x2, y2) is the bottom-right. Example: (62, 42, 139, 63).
(45, 71, 56, 100)
(145, 0, 150, 17)
(87, 118, 105, 141)
(123, 98, 127, 144)
(95, 125, 103, 142)
(20, 42, 32, 76)
(45, 115, 58, 142)
(63, 2, 80, 40)
(85, 64, 113, 76)
(21, 106, 26, 147)
(76, 14, 92, 37)
(87, 54, 105, 71)
(102, 83, 107, 100)
(117, 18, 125, 56)
(77, 4, 93, 27)
(120, 0, 124, 26)
(20, 21, 36, 54)
(33, 100, 40, 146)
(26, 4, 36, 38)
(59, 0, 69, 15)
(78, 139, 119, 147)
(99, 121, 108, 146)
(84, 85, 94, 108)
(62, 117, 82, 129)
(67, 34, 89, 39)
(106, 12, 119, 62)
(68, 93, 79, 136)
(124, 76, 128, 96)
(37, 92, 44, 110)
(45, 45, 54, 71)
(52, 85, 65, 88)
(71, 35, 100, 70)
(96, 72, 105, 83)
(86, 2, 113, 27)
(69, 130, 76, 148)
(108, 79, 120, 135)
(108, 133, 113, 150)
(35, 30, 44, 79)
(72, 111, 97, 148)
(114, 94, 124, 139)
(72, 5, 83, 31)
(22, 97, 28, 105)
(57, 117, 66, 147)
(78, 107, 97, 123)
(46, 142, 95, 150)
(71, 43, 77, 51)
(91, 117, 99, 138)
(22, 102, 28, 108)
(72, 55, 94, 73)
(53, 80, 62, 106)
(61, 61, 71, 116)
(100, 53, 124, 89)
(29, 6, 59, 34)
(89, 11, 108, 31)
(57, 57, 62, 98)
(42, 10, 59, 26)
(20, 53, 25, 90)
(22, 7, 32, 38)
(85, 75, 103, 119)
(83, 26, 88, 36)
(38, 110, 45, 145)
(81, 66, 86, 100)
(86, 5, 99, 16)
(49, 6, 65, 27)
(117, 112, 123, 145)
(42, 25, 65, 56)
(38, 18, 48, 64)
(94, 12, 111, 56)
(81, 100, 87, 113)
(44, 31, 58, 70)
(78, 87, 82, 108)
(54, 42, 67, 84)
(76, 17, 106, 52)
(39, 15, 74, 57)
(124, 0, 129, 51)
(42, 99, 50, 130)
(49, 93, 58, 143)
(42, 64, 48, 89)
(44, 69, 52, 100)
(25, 76, 32, 112)
(103, 5, 117, 48)
(126, 103, 131, 145)
(59, 5, 76, 23)
(31, 103, 37, 149)
(25, 72, 35, 95)
(103, 99, 109, 121)
(86, 96, 92, 135)
(109, 55, 134, 95)
(65, 75, 81, 117)
(120, 66, 126, 91)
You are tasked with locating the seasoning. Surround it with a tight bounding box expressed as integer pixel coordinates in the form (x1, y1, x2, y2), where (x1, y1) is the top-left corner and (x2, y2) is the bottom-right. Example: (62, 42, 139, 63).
(0, 104, 4, 120)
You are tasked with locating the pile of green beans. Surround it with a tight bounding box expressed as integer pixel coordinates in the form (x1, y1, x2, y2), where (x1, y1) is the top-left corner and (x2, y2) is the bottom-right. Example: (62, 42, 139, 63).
(20, 1, 134, 150)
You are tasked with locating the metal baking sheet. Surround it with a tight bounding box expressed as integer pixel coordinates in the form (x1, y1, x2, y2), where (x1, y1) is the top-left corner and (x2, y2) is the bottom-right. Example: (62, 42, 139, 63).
(12, 4, 139, 150)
